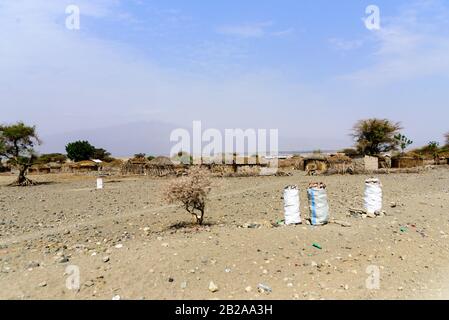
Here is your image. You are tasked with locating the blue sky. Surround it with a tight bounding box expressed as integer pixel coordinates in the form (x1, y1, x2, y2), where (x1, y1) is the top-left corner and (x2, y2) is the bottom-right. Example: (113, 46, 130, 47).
(1, 0, 449, 153)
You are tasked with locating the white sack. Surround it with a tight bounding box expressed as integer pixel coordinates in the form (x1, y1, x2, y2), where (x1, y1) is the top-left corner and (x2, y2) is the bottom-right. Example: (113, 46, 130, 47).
(283, 186, 301, 225)
(307, 187, 329, 225)
(364, 178, 382, 214)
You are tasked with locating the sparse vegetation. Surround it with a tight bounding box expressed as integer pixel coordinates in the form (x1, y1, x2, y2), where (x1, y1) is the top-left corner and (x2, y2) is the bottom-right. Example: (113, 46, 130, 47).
(164, 167, 212, 225)
(134, 153, 146, 159)
(352, 118, 402, 155)
(340, 148, 359, 157)
(93, 148, 114, 162)
(0, 122, 41, 186)
(394, 134, 413, 154)
(35, 153, 67, 164)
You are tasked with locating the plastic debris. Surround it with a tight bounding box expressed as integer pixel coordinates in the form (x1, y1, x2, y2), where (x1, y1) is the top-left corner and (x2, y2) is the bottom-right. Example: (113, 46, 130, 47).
(257, 283, 272, 293)
(312, 243, 322, 250)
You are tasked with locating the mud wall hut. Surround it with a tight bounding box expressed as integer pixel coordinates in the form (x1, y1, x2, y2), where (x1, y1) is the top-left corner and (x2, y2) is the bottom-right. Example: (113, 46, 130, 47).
(392, 156, 424, 169)
(303, 155, 328, 175)
(353, 156, 379, 173)
(147, 156, 176, 177)
(325, 154, 354, 174)
(121, 157, 150, 175)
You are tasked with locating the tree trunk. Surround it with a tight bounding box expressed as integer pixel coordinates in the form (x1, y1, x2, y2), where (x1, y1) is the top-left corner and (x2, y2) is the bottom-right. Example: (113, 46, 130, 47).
(10, 166, 35, 186)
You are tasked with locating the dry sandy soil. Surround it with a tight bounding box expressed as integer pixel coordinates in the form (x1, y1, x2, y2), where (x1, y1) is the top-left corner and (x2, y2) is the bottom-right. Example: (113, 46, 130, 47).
(1, 167, 449, 300)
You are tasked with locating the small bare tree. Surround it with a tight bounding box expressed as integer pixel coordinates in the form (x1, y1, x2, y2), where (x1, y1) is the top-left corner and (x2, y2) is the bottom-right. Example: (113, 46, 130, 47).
(164, 167, 212, 225)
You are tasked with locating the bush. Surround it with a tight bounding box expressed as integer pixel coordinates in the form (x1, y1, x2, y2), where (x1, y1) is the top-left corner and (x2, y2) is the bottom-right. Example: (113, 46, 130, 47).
(340, 148, 359, 157)
(134, 153, 146, 159)
(164, 167, 212, 225)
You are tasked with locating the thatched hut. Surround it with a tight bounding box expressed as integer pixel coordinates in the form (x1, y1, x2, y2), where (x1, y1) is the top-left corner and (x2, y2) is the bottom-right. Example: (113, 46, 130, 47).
(278, 156, 304, 171)
(28, 164, 51, 174)
(303, 154, 328, 175)
(392, 156, 424, 169)
(48, 162, 62, 173)
(100, 159, 124, 174)
(121, 157, 150, 175)
(72, 160, 100, 173)
(325, 154, 353, 174)
(147, 156, 176, 177)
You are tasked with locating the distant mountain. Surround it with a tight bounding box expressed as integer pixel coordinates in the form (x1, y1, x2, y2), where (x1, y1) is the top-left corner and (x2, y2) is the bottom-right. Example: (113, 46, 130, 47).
(38, 121, 183, 157)
(38, 121, 350, 157)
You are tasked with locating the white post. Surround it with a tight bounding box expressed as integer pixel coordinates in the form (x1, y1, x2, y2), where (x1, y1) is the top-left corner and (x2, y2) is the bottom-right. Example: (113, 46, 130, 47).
(96, 177, 103, 190)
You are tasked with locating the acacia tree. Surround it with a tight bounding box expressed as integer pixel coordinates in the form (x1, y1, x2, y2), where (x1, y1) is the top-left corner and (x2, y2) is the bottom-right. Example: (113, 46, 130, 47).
(427, 141, 441, 164)
(65, 140, 95, 162)
(0, 122, 41, 186)
(394, 134, 413, 154)
(164, 167, 212, 225)
(352, 119, 402, 155)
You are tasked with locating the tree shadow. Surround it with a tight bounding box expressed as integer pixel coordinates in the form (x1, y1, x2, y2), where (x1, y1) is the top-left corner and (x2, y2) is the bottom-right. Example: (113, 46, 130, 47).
(166, 221, 215, 231)
(7, 180, 58, 187)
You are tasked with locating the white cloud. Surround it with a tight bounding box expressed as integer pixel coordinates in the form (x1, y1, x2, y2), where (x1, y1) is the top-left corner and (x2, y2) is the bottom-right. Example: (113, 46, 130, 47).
(329, 38, 364, 51)
(341, 0, 449, 86)
(217, 21, 272, 38)
(216, 21, 293, 38)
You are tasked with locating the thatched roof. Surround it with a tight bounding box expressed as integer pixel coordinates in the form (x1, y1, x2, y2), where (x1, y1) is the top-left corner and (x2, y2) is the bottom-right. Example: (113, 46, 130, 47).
(326, 154, 352, 163)
(149, 156, 174, 167)
(303, 154, 327, 161)
(76, 160, 99, 167)
(128, 157, 149, 165)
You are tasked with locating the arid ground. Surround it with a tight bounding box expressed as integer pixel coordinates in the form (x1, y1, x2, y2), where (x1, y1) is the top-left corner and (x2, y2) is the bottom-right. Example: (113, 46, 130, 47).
(1, 167, 449, 300)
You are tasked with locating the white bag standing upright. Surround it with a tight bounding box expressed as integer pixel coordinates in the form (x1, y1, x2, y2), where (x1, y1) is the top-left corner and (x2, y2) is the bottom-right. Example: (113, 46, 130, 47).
(283, 185, 301, 225)
(307, 183, 330, 226)
(364, 178, 382, 214)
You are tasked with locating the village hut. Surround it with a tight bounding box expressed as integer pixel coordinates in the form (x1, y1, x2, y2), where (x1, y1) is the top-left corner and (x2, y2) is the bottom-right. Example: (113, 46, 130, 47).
(278, 156, 304, 171)
(121, 157, 150, 175)
(352, 155, 379, 173)
(74, 160, 100, 173)
(440, 151, 449, 165)
(377, 154, 392, 169)
(325, 153, 354, 174)
(392, 156, 424, 169)
(303, 154, 328, 175)
(28, 164, 51, 174)
(48, 162, 63, 173)
(100, 159, 124, 175)
(147, 156, 176, 177)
